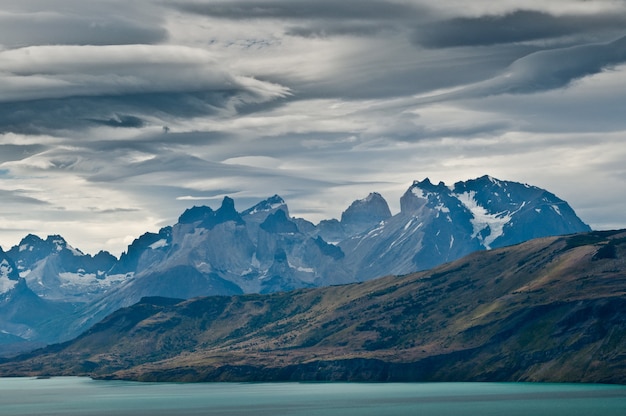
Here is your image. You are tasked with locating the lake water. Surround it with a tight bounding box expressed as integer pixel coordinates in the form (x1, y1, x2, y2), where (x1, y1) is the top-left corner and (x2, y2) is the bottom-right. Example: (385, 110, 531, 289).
(1, 377, 625, 415)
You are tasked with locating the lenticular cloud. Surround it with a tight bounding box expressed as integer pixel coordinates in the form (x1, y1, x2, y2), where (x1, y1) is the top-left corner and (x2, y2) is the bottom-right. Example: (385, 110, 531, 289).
(0, 44, 290, 103)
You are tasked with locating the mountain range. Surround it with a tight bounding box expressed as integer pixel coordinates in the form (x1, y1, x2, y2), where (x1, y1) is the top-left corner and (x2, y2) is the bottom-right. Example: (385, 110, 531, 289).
(0, 175, 590, 355)
(1, 229, 624, 383)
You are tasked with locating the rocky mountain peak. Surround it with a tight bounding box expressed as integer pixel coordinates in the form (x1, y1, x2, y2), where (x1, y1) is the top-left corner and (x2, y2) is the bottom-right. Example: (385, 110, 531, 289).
(340, 192, 392, 235)
(242, 194, 288, 217)
(17, 233, 44, 248)
(206, 197, 244, 229)
(400, 178, 447, 214)
(178, 205, 214, 224)
(46, 235, 69, 251)
(260, 209, 299, 234)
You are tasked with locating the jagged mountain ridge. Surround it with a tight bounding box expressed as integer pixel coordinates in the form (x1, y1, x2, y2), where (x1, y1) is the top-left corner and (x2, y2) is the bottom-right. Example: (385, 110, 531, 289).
(2, 229, 624, 383)
(0, 175, 590, 353)
(6, 234, 119, 302)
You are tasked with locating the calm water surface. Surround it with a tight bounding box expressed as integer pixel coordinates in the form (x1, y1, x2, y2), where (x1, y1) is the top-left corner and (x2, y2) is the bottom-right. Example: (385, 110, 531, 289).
(1, 377, 625, 415)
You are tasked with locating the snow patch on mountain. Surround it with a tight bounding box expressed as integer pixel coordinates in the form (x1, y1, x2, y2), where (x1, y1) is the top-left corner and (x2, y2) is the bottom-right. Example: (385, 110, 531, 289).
(58, 272, 130, 289)
(149, 239, 168, 250)
(0, 266, 18, 294)
(390, 219, 423, 250)
(0, 259, 13, 278)
(58, 272, 98, 288)
(18, 244, 33, 252)
(455, 191, 513, 249)
(411, 186, 430, 199)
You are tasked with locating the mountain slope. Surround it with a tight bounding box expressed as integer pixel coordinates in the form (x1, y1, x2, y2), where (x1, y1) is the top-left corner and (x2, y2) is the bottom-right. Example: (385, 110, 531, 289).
(2, 229, 624, 383)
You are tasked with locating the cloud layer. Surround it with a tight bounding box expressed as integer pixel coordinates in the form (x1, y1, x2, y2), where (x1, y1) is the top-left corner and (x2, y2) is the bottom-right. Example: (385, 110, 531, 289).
(1, 0, 625, 255)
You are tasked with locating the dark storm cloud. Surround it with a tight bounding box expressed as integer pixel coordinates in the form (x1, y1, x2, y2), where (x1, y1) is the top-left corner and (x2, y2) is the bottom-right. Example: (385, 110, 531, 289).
(481, 35, 626, 94)
(176, 0, 424, 20)
(412, 10, 626, 48)
(0, 95, 200, 134)
(411, 35, 626, 103)
(0, 13, 167, 47)
(176, 0, 431, 40)
(0, 90, 275, 135)
(0, 44, 289, 134)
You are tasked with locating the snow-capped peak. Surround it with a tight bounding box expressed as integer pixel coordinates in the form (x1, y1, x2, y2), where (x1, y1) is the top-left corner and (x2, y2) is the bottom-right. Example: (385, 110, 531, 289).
(47, 235, 84, 256)
(361, 192, 382, 203)
(242, 195, 287, 216)
(486, 175, 501, 186)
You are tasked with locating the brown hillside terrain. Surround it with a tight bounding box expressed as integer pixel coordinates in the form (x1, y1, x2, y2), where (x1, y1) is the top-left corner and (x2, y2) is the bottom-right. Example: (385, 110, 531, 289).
(1, 230, 625, 383)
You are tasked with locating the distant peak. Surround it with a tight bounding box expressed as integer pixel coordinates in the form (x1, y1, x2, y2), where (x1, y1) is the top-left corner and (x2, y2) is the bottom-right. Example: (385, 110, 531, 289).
(20, 234, 44, 244)
(201, 196, 244, 229)
(414, 177, 432, 187)
(268, 194, 285, 204)
(341, 192, 391, 227)
(361, 192, 384, 203)
(411, 177, 449, 192)
(242, 194, 288, 217)
(46, 235, 67, 244)
(478, 174, 502, 184)
(260, 209, 299, 234)
(178, 205, 214, 224)
(220, 196, 236, 212)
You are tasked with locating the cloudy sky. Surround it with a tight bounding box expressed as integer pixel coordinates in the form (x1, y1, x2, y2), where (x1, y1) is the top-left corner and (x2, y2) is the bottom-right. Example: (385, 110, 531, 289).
(1, 0, 625, 255)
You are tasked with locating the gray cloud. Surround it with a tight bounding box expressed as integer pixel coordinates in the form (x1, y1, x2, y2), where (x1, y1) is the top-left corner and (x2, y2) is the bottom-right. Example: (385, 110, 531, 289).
(0, 144, 47, 163)
(1, 0, 626, 254)
(176, 0, 425, 20)
(499, 35, 626, 93)
(0, 13, 167, 47)
(412, 10, 626, 48)
(408, 35, 626, 104)
(285, 21, 398, 38)
(0, 189, 51, 206)
(0, 44, 289, 134)
(87, 115, 146, 129)
(88, 207, 140, 214)
(176, 0, 430, 40)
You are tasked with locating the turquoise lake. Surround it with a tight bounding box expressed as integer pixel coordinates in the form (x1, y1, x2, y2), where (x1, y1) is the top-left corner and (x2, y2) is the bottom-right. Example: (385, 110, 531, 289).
(1, 377, 625, 415)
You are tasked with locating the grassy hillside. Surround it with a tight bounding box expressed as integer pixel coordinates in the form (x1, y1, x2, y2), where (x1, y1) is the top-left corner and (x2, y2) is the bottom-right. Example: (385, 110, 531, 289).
(1, 230, 625, 383)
